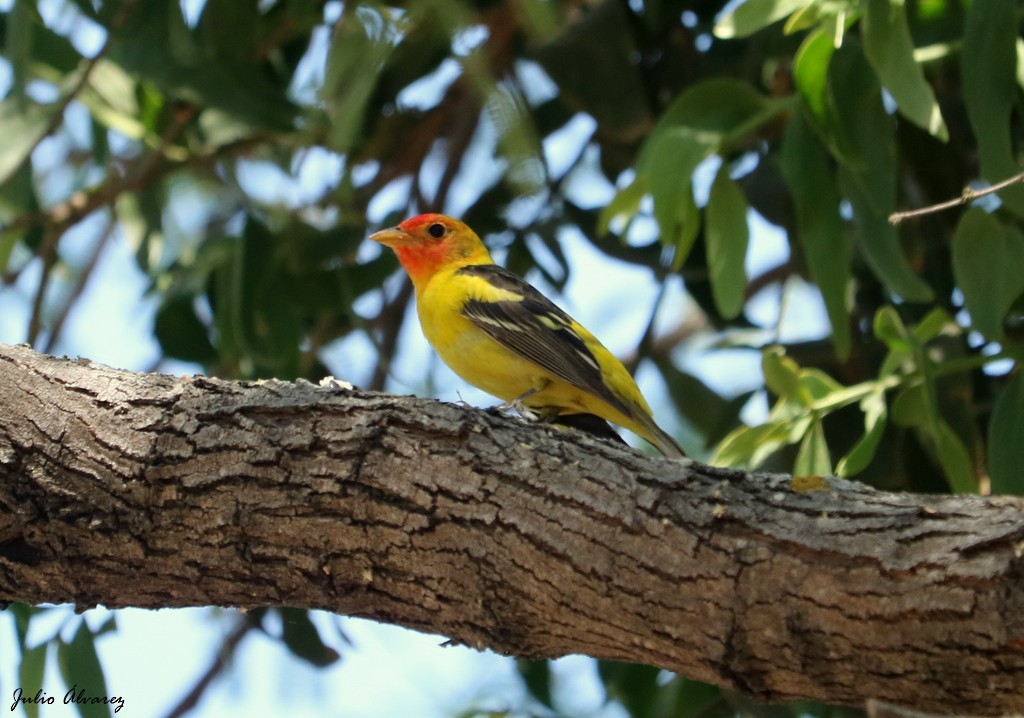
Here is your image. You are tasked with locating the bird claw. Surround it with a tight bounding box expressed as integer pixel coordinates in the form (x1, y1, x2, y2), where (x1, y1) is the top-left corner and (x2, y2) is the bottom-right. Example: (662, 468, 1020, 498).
(495, 387, 543, 420)
(496, 398, 539, 420)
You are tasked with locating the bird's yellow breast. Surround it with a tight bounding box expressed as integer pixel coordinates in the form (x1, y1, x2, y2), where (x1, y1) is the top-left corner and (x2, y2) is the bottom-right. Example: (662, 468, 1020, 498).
(416, 266, 545, 402)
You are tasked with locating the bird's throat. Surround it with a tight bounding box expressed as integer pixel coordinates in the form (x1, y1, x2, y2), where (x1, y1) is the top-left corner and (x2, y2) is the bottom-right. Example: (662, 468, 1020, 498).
(394, 244, 450, 290)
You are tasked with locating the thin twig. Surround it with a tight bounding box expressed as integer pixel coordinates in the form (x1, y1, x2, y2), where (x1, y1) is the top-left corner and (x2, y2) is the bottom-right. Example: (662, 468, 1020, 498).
(889, 170, 1024, 224)
(23, 105, 199, 346)
(41, 213, 117, 354)
(368, 280, 414, 392)
(623, 278, 669, 376)
(26, 226, 61, 346)
(162, 611, 260, 718)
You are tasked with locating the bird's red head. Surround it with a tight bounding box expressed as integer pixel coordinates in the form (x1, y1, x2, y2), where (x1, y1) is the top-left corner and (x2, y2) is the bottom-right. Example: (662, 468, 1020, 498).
(370, 214, 491, 289)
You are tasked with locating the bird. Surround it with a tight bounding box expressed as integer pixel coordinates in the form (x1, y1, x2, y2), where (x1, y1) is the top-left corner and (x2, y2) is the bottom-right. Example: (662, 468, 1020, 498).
(369, 213, 686, 458)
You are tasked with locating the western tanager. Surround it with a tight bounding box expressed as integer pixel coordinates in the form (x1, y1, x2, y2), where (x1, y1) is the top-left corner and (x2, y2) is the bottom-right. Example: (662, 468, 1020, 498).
(370, 213, 686, 458)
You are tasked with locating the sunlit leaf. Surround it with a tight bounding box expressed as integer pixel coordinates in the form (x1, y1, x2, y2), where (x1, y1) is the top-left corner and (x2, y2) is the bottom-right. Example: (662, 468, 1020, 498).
(794, 418, 832, 476)
(762, 347, 809, 404)
(873, 306, 912, 354)
(799, 368, 844, 402)
(836, 390, 888, 477)
(713, 418, 808, 469)
(862, 0, 948, 141)
(793, 29, 837, 134)
(911, 307, 955, 344)
(715, 0, 812, 39)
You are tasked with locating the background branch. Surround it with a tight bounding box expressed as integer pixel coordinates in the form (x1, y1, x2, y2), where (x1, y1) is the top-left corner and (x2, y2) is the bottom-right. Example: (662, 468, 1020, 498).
(889, 170, 1024, 224)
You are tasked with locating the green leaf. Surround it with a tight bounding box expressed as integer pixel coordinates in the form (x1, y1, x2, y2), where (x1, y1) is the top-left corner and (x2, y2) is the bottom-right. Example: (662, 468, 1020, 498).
(713, 418, 807, 469)
(111, 0, 297, 131)
(516, 659, 553, 709)
(862, 0, 948, 141)
(532, 0, 651, 138)
(0, 229, 23, 274)
(795, 419, 832, 476)
(154, 295, 218, 365)
(278, 608, 340, 668)
(714, 0, 812, 39)
(962, 0, 1024, 216)
(640, 127, 713, 261)
(779, 114, 852, 357)
(0, 99, 57, 187)
(952, 208, 1024, 340)
(706, 167, 750, 319)
(654, 79, 786, 147)
(799, 368, 844, 402)
(18, 643, 48, 718)
(933, 420, 976, 494)
(598, 661, 661, 718)
(82, 59, 146, 139)
(598, 177, 646, 236)
(828, 43, 932, 302)
(8, 0, 37, 104)
(873, 306, 912, 353)
(57, 620, 111, 718)
(988, 371, 1024, 495)
(892, 383, 927, 427)
(671, 678, 723, 718)
(836, 390, 888, 477)
(911, 307, 955, 344)
(762, 347, 809, 404)
(794, 29, 837, 136)
(842, 168, 933, 302)
(636, 79, 787, 263)
(9, 603, 34, 647)
(322, 6, 397, 153)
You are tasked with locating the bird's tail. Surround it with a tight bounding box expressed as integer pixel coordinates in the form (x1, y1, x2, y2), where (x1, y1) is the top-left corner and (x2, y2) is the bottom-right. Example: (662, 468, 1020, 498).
(634, 411, 688, 459)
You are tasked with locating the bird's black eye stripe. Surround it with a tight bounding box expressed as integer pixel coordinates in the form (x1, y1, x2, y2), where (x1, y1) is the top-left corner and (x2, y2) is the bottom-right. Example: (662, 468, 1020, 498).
(428, 223, 446, 239)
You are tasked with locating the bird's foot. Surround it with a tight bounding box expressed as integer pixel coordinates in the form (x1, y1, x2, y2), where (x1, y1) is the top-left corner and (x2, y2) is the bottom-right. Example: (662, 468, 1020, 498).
(495, 387, 542, 419)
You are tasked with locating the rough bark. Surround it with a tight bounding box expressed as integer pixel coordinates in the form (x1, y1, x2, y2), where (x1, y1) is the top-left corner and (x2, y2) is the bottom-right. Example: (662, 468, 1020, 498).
(0, 343, 1022, 714)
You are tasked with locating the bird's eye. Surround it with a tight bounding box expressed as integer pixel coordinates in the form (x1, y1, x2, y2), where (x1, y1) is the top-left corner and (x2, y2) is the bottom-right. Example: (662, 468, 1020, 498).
(427, 223, 446, 239)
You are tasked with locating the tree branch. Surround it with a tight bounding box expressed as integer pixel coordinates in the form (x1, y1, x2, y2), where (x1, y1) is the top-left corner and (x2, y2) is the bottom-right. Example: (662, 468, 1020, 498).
(889, 170, 1024, 224)
(0, 343, 1022, 715)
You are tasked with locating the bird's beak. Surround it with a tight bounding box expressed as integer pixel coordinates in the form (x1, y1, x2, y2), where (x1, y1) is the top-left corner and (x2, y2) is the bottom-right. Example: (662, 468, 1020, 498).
(369, 227, 414, 248)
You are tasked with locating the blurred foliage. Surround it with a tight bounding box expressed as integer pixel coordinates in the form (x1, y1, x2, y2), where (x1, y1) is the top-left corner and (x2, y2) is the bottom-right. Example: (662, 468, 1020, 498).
(1, 0, 1023, 715)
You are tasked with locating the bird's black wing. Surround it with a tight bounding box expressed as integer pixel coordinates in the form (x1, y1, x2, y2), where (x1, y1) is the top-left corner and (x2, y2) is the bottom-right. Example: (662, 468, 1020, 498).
(455, 264, 631, 417)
